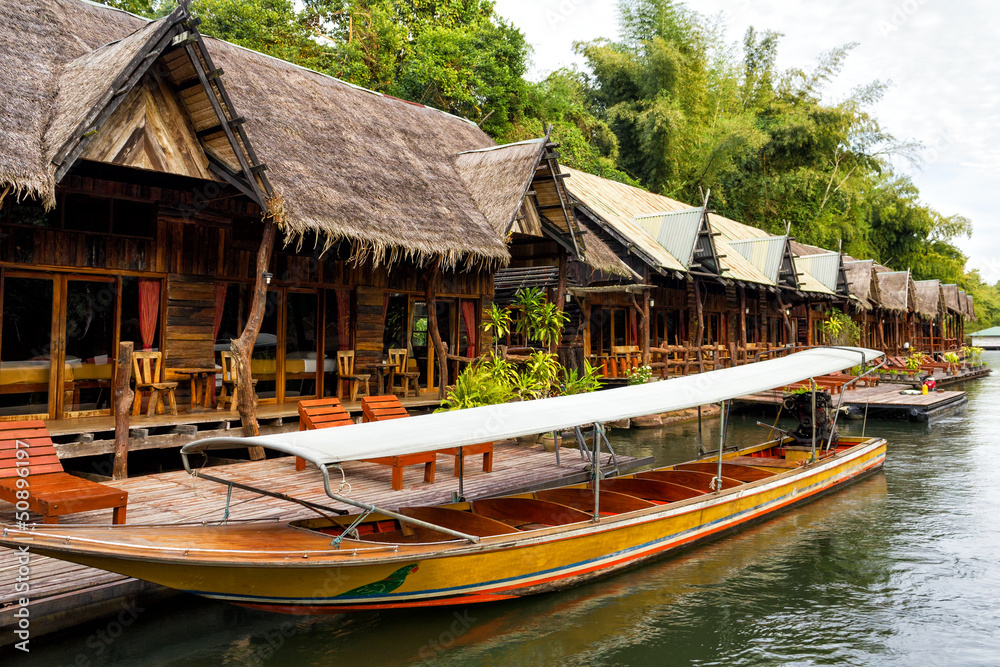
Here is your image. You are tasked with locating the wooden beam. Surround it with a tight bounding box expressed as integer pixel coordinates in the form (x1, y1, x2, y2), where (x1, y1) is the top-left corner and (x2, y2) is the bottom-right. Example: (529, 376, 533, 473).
(641, 288, 651, 365)
(694, 280, 705, 373)
(425, 258, 449, 400)
(113, 341, 134, 480)
(196, 117, 246, 139)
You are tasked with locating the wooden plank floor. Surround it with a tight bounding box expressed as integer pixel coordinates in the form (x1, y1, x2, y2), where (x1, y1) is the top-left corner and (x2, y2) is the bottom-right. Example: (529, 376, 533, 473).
(0, 441, 641, 613)
(739, 383, 966, 409)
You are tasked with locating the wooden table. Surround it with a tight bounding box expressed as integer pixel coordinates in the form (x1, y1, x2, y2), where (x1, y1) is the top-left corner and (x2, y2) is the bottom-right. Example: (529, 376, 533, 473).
(362, 361, 394, 396)
(172, 367, 219, 411)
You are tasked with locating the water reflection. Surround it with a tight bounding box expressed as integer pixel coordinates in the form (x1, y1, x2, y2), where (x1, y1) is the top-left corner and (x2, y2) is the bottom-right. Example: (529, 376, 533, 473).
(10, 355, 1000, 666)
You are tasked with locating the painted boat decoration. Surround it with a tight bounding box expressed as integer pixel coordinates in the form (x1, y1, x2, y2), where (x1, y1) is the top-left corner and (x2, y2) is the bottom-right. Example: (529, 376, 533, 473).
(0, 347, 885, 613)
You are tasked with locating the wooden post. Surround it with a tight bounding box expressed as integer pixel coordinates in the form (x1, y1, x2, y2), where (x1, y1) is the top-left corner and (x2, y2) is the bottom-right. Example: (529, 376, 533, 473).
(425, 258, 449, 400)
(640, 288, 651, 365)
(738, 286, 748, 351)
(777, 293, 793, 345)
(694, 280, 705, 373)
(554, 254, 568, 354)
(112, 341, 134, 480)
(231, 221, 277, 460)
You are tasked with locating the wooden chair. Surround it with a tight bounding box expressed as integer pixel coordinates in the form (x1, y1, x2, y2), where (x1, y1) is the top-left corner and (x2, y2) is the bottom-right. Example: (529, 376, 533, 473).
(0, 420, 127, 524)
(336, 351, 370, 402)
(295, 397, 355, 470)
(217, 351, 257, 411)
(132, 351, 178, 417)
(360, 395, 437, 490)
(363, 395, 493, 482)
(387, 348, 420, 398)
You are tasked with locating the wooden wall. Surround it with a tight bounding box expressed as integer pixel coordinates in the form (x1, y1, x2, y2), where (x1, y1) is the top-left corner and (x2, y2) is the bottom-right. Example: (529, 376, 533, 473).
(165, 274, 215, 369)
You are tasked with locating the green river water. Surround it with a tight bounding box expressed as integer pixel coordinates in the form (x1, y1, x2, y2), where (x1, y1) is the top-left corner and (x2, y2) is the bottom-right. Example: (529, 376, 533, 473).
(11, 354, 1000, 666)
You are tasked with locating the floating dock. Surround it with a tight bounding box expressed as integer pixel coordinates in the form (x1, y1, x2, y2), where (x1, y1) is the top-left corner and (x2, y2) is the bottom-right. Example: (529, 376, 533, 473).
(0, 442, 651, 644)
(737, 383, 968, 423)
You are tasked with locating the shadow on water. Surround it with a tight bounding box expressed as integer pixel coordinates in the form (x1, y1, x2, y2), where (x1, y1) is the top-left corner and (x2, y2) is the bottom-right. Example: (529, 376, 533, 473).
(9, 354, 1000, 666)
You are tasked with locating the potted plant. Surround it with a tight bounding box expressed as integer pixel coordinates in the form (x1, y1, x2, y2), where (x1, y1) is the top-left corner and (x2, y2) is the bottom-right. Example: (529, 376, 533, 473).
(944, 352, 960, 375)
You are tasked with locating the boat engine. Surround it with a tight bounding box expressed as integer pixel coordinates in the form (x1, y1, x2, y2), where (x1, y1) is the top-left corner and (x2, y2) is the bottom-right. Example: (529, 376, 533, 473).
(782, 391, 838, 446)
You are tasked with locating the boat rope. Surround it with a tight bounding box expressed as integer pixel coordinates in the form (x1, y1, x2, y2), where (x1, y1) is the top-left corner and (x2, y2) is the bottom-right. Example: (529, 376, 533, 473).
(333, 464, 352, 495)
(331, 507, 375, 549)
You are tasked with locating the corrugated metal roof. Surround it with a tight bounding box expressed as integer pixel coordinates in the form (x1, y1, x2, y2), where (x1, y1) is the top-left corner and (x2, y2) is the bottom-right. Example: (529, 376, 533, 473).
(562, 166, 687, 273)
(704, 214, 777, 285)
(728, 237, 787, 283)
(796, 252, 841, 293)
(634, 208, 705, 270)
(795, 260, 837, 295)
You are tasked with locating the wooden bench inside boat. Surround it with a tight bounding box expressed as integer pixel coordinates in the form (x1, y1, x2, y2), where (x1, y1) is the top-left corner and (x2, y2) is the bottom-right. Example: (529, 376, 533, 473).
(363, 395, 494, 479)
(0, 420, 127, 524)
(472, 497, 592, 528)
(600, 478, 706, 502)
(675, 461, 777, 482)
(636, 469, 743, 491)
(535, 488, 656, 514)
(726, 455, 804, 469)
(397, 506, 519, 539)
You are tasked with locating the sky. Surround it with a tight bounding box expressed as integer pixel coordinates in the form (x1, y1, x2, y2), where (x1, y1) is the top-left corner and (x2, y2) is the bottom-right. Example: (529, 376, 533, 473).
(493, 0, 1000, 282)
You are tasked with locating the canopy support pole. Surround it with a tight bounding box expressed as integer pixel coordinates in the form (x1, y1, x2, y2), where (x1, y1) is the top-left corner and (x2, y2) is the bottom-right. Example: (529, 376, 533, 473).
(714, 401, 727, 491)
(810, 378, 817, 462)
(319, 465, 480, 544)
(457, 445, 465, 501)
(697, 405, 704, 456)
(591, 424, 603, 522)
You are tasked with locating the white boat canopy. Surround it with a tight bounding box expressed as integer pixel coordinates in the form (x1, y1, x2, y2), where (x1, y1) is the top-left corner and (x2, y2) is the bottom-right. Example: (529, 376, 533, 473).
(182, 347, 881, 468)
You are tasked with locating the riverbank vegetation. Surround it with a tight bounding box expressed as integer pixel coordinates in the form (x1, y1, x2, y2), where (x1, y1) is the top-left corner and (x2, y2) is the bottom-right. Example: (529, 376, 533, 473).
(101, 0, 999, 328)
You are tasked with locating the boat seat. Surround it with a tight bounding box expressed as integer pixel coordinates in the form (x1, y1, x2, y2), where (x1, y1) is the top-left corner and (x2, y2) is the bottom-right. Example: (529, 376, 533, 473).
(535, 488, 656, 514)
(636, 470, 743, 491)
(727, 456, 803, 469)
(600, 478, 705, 503)
(397, 506, 519, 539)
(472, 497, 592, 527)
(675, 462, 777, 482)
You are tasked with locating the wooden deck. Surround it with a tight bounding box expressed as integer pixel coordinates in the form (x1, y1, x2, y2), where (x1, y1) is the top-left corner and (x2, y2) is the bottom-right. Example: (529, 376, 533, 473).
(0, 441, 650, 642)
(45, 396, 443, 459)
(738, 383, 968, 422)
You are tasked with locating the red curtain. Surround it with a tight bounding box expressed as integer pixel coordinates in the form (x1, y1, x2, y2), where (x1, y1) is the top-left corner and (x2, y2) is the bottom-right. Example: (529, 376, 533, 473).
(213, 283, 227, 342)
(138, 280, 160, 350)
(461, 301, 477, 358)
(336, 289, 351, 349)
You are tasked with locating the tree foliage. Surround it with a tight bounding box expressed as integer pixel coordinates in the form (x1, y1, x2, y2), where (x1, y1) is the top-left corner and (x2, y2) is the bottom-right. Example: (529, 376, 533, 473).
(93, 0, 999, 327)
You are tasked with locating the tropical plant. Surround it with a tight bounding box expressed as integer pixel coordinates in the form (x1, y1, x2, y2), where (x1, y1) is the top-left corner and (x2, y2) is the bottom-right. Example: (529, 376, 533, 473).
(482, 303, 512, 352)
(819, 309, 861, 346)
(511, 287, 568, 348)
(561, 361, 604, 395)
(905, 352, 928, 370)
(944, 352, 960, 364)
(522, 351, 561, 398)
(438, 363, 514, 411)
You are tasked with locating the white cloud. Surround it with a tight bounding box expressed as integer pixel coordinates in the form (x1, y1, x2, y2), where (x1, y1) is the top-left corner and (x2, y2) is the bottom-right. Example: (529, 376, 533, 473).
(495, 0, 1000, 282)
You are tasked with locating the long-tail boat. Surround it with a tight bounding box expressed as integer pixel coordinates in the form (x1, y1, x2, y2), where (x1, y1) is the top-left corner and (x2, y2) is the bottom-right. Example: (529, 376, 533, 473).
(0, 348, 885, 613)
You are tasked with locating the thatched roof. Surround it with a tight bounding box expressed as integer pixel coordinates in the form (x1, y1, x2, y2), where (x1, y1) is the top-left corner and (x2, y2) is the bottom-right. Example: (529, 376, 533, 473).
(0, 0, 524, 268)
(967, 294, 977, 321)
(0, 0, 146, 205)
(844, 260, 879, 309)
(455, 139, 546, 237)
(913, 280, 942, 318)
(876, 270, 913, 313)
(941, 284, 963, 314)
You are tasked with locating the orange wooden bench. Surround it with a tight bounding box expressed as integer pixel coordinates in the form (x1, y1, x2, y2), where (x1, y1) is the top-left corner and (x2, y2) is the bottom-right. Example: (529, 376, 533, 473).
(360, 395, 437, 491)
(362, 395, 494, 484)
(295, 397, 356, 471)
(0, 420, 127, 524)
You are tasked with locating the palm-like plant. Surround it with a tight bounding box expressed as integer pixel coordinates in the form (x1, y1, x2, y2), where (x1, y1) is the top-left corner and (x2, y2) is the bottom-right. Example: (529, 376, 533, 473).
(482, 303, 512, 352)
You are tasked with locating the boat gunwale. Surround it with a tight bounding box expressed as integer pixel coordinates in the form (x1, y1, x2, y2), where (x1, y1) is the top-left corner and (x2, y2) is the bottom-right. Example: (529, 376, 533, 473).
(0, 436, 887, 567)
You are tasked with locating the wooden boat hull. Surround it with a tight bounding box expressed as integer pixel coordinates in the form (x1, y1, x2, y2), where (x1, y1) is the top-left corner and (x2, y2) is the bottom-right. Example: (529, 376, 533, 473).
(0, 438, 886, 613)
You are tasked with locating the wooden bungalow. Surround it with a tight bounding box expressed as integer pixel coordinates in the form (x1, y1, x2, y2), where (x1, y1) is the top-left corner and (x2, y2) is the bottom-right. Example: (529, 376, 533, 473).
(874, 269, 917, 354)
(844, 260, 882, 348)
(940, 284, 966, 350)
(0, 0, 582, 421)
(913, 279, 946, 352)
